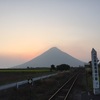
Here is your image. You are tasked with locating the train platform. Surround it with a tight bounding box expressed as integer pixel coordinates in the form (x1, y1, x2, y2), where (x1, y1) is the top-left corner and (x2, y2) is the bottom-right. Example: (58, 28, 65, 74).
(81, 91, 100, 100)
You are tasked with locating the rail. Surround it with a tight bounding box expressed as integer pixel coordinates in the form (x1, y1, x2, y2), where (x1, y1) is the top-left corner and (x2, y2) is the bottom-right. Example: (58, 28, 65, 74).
(48, 72, 79, 100)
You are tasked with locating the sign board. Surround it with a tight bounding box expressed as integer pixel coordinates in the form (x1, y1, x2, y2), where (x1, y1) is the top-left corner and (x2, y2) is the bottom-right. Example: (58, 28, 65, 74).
(91, 48, 100, 94)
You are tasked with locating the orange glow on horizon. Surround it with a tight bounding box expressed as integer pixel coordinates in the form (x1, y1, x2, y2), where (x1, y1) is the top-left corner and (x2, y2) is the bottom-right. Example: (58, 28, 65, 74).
(0, 47, 47, 61)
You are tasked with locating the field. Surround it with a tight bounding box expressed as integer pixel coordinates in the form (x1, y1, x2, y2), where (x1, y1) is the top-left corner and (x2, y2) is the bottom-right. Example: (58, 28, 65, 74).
(0, 68, 86, 100)
(0, 68, 53, 85)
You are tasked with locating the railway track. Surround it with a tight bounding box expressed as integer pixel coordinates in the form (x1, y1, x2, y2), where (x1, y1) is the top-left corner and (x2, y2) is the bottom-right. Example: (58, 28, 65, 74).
(48, 71, 80, 100)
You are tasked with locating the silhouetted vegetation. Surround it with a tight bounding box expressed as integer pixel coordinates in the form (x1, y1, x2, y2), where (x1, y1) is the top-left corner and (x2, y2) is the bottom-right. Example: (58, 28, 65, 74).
(50, 64, 56, 71)
(56, 64, 70, 71)
(89, 61, 92, 67)
(98, 63, 100, 68)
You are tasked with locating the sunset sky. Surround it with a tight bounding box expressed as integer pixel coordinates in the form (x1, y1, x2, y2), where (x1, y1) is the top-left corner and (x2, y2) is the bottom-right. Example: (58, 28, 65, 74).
(0, 0, 100, 68)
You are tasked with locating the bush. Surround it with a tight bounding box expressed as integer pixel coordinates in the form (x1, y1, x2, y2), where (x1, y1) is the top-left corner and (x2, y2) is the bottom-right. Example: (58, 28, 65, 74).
(56, 64, 70, 71)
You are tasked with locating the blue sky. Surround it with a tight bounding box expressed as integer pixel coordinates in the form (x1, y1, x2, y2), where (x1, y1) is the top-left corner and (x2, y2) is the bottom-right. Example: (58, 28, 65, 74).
(0, 0, 100, 68)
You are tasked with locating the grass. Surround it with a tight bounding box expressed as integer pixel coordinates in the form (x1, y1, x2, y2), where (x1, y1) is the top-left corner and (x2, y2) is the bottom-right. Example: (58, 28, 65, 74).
(0, 68, 56, 85)
(0, 71, 71, 100)
(85, 67, 100, 91)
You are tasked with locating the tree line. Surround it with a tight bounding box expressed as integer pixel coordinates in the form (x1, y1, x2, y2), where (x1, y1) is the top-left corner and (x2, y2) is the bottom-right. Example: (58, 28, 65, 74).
(50, 64, 70, 71)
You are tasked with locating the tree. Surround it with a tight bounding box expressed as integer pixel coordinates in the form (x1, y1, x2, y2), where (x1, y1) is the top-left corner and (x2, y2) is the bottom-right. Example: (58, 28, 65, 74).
(50, 64, 56, 71)
(88, 61, 92, 67)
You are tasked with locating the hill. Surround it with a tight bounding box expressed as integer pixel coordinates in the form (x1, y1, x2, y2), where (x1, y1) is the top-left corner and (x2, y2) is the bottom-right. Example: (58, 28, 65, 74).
(15, 47, 84, 68)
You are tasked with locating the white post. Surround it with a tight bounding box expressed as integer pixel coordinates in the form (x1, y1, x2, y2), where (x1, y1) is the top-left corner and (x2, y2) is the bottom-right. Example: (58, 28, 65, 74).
(16, 83, 19, 89)
(91, 48, 100, 94)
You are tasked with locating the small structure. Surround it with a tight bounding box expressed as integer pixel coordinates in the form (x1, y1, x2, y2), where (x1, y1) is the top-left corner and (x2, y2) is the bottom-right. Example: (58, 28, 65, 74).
(91, 48, 100, 94)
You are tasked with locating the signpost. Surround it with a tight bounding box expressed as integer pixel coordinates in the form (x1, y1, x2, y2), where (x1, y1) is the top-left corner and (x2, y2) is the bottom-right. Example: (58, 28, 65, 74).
(91, 48, 100, 94)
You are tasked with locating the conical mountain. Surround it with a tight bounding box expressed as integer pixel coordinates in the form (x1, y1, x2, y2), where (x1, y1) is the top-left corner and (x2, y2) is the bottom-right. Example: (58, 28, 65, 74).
(15, 47, 84, 68)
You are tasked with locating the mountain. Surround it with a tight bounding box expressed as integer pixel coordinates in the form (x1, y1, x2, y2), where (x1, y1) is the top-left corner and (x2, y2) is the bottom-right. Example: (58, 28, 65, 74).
(14, 47, 84, 68)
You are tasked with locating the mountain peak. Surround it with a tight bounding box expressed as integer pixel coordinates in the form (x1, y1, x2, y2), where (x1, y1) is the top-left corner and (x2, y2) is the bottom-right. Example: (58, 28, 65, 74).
(45, 47, 62, 54)
(49, 47, 59, 50)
